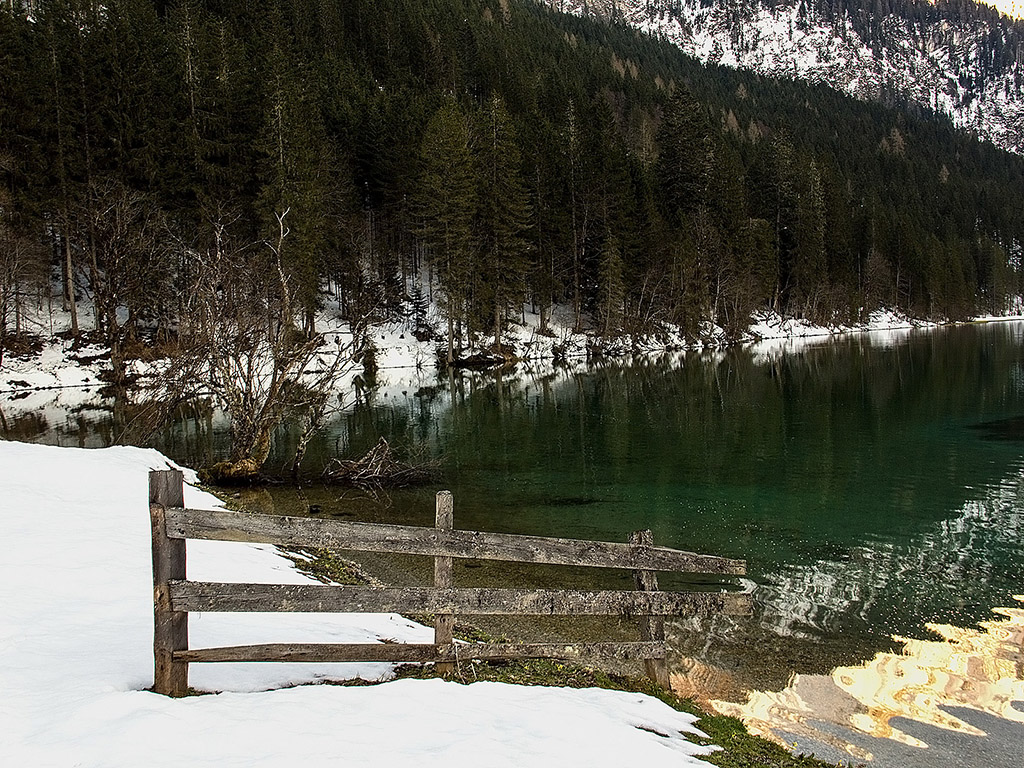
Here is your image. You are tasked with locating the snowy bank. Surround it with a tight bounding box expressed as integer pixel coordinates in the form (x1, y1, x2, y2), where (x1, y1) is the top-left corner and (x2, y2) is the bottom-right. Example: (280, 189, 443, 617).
(1, 303, 1014, 407)
(0, 441, 718, 767)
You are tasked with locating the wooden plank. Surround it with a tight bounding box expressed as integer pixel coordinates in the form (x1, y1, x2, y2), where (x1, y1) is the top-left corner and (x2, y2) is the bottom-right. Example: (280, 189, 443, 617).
(150, 471, 189, 697)
(170, 581, 750, 616)
(165, 507, 746, 575)
(631, 530, 670, 689)
(174, 641, 667, 664)
(433, 491, 455, 674)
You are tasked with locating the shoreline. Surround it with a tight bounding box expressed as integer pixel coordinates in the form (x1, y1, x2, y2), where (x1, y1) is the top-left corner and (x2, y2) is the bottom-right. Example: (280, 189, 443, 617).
(4, 307, 1023, 402)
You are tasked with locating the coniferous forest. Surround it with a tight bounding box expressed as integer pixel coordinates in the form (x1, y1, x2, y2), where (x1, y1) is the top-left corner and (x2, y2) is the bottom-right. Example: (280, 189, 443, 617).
(3, 0, 1024, 367)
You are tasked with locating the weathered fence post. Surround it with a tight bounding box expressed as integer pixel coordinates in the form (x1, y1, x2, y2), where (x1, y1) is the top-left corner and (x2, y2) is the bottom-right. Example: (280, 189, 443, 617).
(150, 469, 189, 697)
(434, 490, 455, 674)
(630, 529, 670, 689)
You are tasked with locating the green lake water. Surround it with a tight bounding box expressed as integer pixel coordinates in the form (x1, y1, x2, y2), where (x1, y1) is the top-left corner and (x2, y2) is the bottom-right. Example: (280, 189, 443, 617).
(12, 321, 1024, 710)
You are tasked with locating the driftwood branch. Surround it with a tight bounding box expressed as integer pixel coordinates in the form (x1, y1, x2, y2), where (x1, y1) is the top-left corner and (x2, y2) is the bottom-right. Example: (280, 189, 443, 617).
(322, 437, 439, 488)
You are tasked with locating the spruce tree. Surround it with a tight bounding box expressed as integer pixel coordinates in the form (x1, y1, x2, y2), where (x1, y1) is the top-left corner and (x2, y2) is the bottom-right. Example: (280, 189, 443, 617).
(474, 94, 531, 346)
(255, 21, 334, 331)
(415, 97, 476, 363)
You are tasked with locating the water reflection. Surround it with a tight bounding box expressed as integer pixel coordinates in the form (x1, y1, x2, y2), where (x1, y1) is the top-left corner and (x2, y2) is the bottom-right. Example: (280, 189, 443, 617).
(702, 596, 1023, 762)
(754, 470, 1024, 640)
(671, 462, 1024, 762)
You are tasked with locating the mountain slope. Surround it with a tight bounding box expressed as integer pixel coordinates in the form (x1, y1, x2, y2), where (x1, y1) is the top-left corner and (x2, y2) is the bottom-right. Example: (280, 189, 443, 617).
(3, 0, 1024, 355)
(551, 0, 1024, 153)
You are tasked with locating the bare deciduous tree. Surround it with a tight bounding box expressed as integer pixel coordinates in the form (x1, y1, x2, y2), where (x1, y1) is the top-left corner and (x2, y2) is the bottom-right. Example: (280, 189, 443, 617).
(86, 179, 173, 383)
(153, 210, 367, 482)
(0, 169, 49, 367)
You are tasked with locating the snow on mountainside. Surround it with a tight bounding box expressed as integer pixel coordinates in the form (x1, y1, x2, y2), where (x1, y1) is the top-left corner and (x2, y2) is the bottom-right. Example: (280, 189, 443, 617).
(549, 0, 1024, 154)
(990, 1, 1024, 19)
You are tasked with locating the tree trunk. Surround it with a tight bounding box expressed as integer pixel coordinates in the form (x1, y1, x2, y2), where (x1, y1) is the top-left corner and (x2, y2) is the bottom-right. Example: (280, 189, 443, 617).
(89, 236, 101, 331)
(447, 313, 454, 365)
(207, 423, 275, 483)
(64, 235, 79, 338)
(290, 440, 308, 481)
(0, 293, 6, 369)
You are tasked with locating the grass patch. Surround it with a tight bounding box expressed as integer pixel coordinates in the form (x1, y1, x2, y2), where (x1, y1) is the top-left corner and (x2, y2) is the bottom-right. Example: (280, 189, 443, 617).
(280, 546, 369, 585)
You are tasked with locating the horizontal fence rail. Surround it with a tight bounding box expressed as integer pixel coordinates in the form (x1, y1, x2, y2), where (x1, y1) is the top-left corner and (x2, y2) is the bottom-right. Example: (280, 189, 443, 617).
(163, 506, 746, 575)
(169, 581, 752, 616)
(148, 470, 748, 697)
(174, 641, 668, 664)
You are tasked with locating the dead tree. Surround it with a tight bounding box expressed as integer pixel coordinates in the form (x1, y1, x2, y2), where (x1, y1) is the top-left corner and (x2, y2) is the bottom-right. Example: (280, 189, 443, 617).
(156, 210, 365, 482)
(0, 188, 48, 366)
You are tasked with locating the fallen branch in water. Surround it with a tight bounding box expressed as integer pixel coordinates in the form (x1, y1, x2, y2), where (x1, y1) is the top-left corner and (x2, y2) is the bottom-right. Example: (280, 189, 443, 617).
(322, 437, 439, 489)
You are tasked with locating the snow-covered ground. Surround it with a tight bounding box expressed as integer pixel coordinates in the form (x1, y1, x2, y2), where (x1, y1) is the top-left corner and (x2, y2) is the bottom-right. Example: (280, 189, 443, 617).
(0, 440, 720, 767)
(2, 300, 1006, 402)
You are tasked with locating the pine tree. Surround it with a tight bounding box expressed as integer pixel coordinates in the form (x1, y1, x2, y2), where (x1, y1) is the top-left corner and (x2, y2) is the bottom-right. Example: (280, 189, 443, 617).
(474, 94, 531, 345)
(415, 97, 476, 363)
(598, 233, 625, 336)
(255, 17, 335, 331)
(791, 158, 827, 318)
(656, 88, 713, 223)
(564, 99, 593, 333)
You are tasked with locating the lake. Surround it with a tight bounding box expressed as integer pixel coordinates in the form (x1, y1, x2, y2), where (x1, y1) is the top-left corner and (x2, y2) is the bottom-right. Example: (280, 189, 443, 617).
(11, 320, 1024, 763)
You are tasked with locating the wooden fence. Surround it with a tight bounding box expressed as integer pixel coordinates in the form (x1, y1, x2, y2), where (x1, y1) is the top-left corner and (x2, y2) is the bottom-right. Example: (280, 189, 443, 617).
(149, 469, 748, 697)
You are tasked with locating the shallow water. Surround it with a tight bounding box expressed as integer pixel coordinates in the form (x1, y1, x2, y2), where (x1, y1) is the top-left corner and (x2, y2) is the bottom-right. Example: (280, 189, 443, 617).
(10, 321, 1024, 761)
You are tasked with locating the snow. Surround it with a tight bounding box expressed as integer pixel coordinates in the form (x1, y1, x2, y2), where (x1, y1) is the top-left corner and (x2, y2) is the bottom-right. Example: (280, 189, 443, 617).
(988, 1, 1024, 21)
(366, 321, 444, 400)
(1, 336, 107, 394)
(0, 440, 719, 767)
(2, 299, 1016, 441)
(743, 307, 937, 360)
(556, 0, 1024, 154)
(1, 258, 1017, 412)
